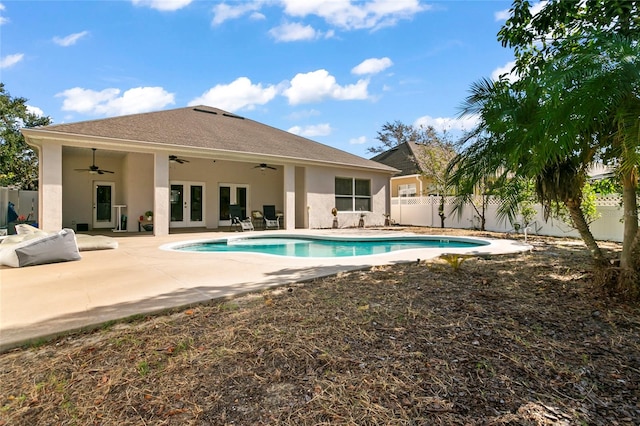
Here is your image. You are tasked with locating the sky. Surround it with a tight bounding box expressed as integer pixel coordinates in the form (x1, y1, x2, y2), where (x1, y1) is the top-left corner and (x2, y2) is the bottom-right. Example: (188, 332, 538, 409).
(0, 0, 530, 159)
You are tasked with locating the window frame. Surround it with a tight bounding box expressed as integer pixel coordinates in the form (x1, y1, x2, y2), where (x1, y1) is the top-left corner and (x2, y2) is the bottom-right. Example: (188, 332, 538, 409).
(335, 177, 371, 212)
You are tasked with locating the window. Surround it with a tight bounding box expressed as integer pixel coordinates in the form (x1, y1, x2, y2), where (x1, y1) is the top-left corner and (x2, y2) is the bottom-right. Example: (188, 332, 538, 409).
(398, 183, 417, 197)
(335, 177, 371, 212)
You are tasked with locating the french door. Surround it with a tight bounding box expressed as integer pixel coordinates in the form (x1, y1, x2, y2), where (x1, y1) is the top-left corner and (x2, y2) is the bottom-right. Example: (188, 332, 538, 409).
(93, 181, 115, 229)
(219, 184, 249, 227)
(170, 181, 205, 228)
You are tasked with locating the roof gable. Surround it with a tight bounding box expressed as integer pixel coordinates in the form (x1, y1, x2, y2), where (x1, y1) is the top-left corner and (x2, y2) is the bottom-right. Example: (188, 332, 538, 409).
(370, 141, 423, 176)
(25, 105, 396, 173)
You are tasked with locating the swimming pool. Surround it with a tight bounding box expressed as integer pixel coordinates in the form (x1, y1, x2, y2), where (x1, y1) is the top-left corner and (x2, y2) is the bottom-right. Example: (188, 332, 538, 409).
(164, 235, 490, 258)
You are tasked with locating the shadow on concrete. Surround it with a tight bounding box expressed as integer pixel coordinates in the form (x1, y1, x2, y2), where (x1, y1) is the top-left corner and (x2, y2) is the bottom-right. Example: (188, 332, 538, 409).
(0, 262, 380, 352)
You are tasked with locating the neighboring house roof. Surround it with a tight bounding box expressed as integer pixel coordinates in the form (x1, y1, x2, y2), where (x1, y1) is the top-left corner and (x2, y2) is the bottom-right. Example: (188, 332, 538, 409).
(22, 105, 396, 173)
(369, 141, 423, 176)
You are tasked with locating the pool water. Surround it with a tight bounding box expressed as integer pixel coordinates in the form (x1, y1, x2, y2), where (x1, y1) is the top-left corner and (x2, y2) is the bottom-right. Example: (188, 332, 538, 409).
(174, 236, 488, 257)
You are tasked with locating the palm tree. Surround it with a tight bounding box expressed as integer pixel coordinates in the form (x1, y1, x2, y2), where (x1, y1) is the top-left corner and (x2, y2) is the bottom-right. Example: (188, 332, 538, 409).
(449, 77, 606, 262)
(539, 33, 640, 292)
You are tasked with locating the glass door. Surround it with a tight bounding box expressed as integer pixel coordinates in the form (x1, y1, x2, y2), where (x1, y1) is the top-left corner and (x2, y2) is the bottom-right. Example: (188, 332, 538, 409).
(93, 182, 115, 229)
(219, 184, 249, 227)
(170, 181, 205, 228)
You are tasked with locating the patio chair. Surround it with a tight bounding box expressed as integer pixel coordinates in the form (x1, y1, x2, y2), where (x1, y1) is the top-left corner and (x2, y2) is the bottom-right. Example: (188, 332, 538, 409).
(229, 204, 254, 232)
(251, 210, 264, 230)
(263, 205, 279, 230)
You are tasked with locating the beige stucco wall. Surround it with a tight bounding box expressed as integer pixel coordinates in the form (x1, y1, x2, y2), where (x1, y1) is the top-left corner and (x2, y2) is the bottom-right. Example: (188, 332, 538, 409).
(390, 175, 434, 197)
(294, 166, 307, 229)
(38, 142, 63, 232)
(61, 150, 123, 230)
(123, 153, 154, 229)
(305, 165, 389, 229)
(167, 158, 284, 229)
(50, 147, 390, 233)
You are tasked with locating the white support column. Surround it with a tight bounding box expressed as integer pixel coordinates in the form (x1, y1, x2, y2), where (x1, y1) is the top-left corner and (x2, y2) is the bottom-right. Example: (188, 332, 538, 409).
(38, 142, 63, 232)
(283, 164, 295, 230)
(153, 153, 170, 236)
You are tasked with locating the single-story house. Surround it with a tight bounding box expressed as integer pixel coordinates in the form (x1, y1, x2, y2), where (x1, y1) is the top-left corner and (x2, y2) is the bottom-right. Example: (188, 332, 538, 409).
(370, 141, 436, 197)
(21, 105, 397, 235)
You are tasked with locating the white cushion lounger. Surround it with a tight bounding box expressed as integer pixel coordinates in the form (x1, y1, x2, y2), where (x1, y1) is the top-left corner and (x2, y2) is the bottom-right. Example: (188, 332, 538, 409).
(0, 228, 81, 268)
(0, 224, 118, 267)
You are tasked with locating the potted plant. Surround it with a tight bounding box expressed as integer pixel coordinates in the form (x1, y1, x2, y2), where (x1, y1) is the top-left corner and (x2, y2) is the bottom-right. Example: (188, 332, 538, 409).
(145, 210, 153, 221)
(358, 211, 366, 228)
(331, 207, 338, 229)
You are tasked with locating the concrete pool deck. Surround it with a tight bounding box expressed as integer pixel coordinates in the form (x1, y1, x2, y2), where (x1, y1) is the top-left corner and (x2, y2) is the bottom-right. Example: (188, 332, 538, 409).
(0, 229, 531, 351)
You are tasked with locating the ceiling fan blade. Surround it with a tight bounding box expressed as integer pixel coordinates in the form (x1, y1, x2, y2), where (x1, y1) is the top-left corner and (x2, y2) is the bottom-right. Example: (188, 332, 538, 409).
(169, 155, 189, 164)
(74, 148, 115, 174)
(254, 163, 276, 170)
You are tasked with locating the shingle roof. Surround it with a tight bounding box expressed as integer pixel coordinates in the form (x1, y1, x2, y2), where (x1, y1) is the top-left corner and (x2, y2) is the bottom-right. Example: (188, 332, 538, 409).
(25, 105, 396, 172)
(369, 141, 423, 176)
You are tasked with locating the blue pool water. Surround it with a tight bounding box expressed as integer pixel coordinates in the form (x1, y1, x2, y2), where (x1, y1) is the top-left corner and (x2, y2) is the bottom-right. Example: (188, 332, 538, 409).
(173, 236, 488, 258)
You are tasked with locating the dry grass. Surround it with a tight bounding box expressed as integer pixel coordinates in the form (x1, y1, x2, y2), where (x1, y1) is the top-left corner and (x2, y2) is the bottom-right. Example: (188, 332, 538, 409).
(1, 228, 639, 425)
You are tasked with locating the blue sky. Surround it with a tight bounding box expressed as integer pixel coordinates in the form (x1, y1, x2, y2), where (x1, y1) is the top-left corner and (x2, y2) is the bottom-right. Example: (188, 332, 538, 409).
(0, 0, 529, 158)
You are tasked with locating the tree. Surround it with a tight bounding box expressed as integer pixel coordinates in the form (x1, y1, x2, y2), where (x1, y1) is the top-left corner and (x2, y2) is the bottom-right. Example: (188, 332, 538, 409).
(494, 176, 538, 233)
(413, 129, 457, 228)
(367, 120, 422, 154)
(450, 75, 606, 261)
(457, 0, 640, 296)
(450, 74, 604, 256)
(369, 121, 458, 227)
(540, 33, 640, 291)
(0, 83, 51, 190)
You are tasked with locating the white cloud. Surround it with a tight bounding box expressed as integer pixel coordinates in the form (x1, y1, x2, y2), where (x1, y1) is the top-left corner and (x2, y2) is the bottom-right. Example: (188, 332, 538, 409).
(249, 12, 266, 21)
(26, 105, 44, 117)
(349, 135, 367, 145)
(0, 53, 24, 68)
(283, 69, 369, 105)
(491, 61, 518, 82)
(269, 22, 321, 42)
(351, 57, 393, 75)
(530, 1, 548, 16)
(212, 1, 264, 25)
(280, 0, 428, 31)
(57, 86, 175, 116)
(131, 0, 192, 11)
(53, 31, 89, 47)
(494, 8, 510, 21)
(188, 77, 278, 111)
(288, 123, 332, 137)
(495, 1, 545, 22)
(286, 109, 321, 120)
(414, 114, 479, 134)
(0, 3, 8, 25)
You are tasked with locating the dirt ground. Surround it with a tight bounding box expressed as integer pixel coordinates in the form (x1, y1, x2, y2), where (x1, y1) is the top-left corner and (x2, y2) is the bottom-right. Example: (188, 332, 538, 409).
(1, 228, 639, 425)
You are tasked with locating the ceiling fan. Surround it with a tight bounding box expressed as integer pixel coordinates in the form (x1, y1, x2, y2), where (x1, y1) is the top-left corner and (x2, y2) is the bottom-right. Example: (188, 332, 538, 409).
(254, 163, 277, 171)
(74, 148, 114, 175)
(169, 155, 189, 164)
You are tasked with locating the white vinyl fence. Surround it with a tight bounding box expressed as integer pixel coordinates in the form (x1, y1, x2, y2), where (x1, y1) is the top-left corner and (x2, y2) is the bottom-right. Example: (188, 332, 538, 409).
(391, 195, 624, 242)
(0, 187, 39, 232)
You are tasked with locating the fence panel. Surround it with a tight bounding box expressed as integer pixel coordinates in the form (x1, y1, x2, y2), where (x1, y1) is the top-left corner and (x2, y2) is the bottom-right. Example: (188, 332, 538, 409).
(390, 195, 625, 242)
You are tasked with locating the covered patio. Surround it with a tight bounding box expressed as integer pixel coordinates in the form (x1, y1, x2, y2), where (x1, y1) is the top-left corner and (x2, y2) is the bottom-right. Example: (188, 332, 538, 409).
(21, 105, 397, 236)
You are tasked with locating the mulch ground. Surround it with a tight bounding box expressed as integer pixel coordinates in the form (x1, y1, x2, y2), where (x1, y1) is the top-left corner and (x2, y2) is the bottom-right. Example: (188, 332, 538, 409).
(1, 228, 639, 425)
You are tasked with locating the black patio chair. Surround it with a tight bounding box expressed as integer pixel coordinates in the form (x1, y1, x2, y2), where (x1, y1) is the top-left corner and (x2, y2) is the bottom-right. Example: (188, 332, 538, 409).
(262, 205, 279, 230)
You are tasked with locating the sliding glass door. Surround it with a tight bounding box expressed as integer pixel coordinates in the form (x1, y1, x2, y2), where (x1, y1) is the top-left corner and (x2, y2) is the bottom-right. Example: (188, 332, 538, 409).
(219, 184, 249, 227)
